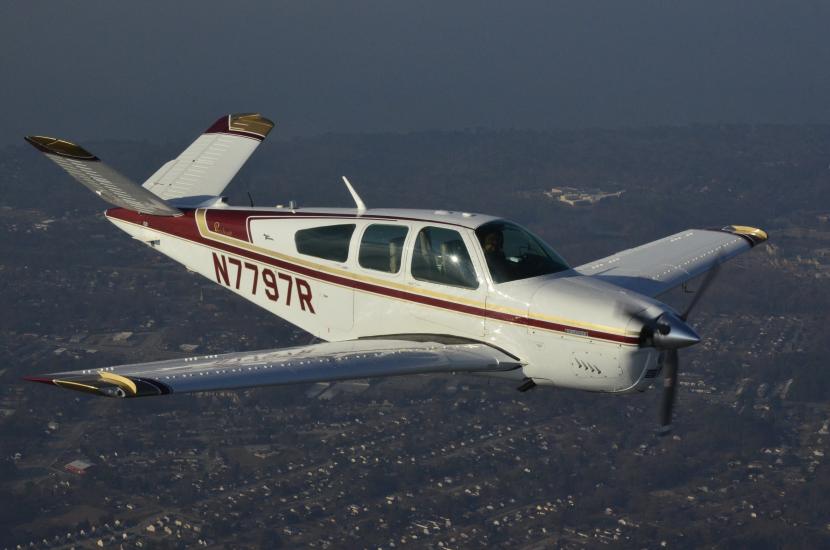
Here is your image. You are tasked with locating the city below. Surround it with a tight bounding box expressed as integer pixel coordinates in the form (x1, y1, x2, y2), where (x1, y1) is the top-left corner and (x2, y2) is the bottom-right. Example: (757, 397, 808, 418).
(1, 125, 829, 548)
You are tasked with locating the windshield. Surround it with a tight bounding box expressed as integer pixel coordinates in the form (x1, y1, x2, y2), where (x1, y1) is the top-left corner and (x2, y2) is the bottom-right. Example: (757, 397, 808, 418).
(475, 221, 569, 283)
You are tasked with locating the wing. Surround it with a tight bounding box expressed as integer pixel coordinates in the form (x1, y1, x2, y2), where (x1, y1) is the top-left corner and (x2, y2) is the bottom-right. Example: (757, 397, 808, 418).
(142, 113, 274, 202)
(24, 339, 522, 398)
(24, 136, 181, 216)
(575, 225, 768, 297)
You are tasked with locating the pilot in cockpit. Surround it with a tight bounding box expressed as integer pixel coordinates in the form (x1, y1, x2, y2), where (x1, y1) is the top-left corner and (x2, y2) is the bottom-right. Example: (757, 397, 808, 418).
(477, 221, 570, 284)
(480, 226, 512, 283)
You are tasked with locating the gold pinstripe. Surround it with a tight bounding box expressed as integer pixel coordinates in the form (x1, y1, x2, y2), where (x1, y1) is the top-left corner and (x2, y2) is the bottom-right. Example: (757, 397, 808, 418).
(53, 380, 101, 393)
(193, 210, 634, 337)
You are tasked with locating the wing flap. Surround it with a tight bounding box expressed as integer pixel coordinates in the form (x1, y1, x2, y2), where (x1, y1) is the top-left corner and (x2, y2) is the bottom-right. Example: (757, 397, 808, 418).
(575, 226, 768, 297)
(25, 339, 522, 398)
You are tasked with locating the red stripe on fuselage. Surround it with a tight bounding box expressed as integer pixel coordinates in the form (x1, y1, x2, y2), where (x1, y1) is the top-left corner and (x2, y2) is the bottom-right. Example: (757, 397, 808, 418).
(106, 208, 638, 345)
(206, 210, 250, 242)
(23, 376, 55, 385)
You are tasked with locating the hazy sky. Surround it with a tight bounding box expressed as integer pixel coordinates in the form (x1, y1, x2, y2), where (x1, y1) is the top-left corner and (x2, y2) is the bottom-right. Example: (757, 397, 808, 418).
(3, 1, 830, 145)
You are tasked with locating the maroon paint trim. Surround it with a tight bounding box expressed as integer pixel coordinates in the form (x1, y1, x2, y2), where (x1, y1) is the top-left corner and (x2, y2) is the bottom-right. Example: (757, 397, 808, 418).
(106, 208, 638, 345)
(207, 210, 250, 242)
(204, 116, 265, 141)
(23, 376, 54, 385)
(204, 116, 230, 134)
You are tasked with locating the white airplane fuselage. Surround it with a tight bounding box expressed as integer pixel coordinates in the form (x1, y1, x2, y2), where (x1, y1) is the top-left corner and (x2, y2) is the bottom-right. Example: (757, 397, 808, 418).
(106, 205, 665, 394)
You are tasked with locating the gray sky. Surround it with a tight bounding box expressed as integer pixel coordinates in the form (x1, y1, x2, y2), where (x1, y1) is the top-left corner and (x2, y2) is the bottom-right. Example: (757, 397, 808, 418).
(3, 1, 830, 145)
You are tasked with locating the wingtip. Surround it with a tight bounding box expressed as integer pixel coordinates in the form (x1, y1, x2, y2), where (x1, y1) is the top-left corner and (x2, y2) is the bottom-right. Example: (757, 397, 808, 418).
(721, 225, 769, 246)
(22, 375, 54, 386)
(204, 113, 275, 140)
(24, 135, 98, 160)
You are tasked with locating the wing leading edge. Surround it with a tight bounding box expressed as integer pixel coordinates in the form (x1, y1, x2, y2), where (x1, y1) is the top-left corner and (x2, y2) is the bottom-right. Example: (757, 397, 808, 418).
(24, 339, 522, 398)
(575, 226, 768, 297)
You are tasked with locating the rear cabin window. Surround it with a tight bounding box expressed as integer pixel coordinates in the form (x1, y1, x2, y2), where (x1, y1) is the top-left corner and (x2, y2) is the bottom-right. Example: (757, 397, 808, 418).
(295, 224, 356, 262)
(359, 224, 409, 273)
(411, 226, 478, 289)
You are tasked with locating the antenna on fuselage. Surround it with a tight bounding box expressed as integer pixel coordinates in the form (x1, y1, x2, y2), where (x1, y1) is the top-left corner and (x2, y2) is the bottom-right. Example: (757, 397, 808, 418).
(341, 176, 367, 215)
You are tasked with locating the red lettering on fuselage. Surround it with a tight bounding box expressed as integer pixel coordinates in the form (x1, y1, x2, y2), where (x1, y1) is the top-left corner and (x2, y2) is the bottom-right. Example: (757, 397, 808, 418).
(210, 252, 315, 314)
(262, 268, 279, 301)
(213, 253, 229, 286)
(278, 273, 293, 306)
(295, 278, 315, 313)
(228, 257, 243, 289)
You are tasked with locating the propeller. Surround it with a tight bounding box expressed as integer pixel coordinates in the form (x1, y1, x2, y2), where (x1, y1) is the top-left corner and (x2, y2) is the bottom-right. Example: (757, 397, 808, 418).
(654, 263, 722, 435)
(658, 349, 679, 434)
(619, 263, 723, 435)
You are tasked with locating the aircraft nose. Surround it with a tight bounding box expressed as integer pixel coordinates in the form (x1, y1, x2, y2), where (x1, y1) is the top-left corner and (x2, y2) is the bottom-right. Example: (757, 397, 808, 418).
(620, 299, 701, 350)
(651, 312, 700, 349)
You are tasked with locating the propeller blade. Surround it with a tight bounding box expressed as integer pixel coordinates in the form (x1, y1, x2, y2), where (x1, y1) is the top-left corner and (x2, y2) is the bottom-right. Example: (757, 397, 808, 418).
(658, 349, 679, 435)
(681, 262, 722, 321)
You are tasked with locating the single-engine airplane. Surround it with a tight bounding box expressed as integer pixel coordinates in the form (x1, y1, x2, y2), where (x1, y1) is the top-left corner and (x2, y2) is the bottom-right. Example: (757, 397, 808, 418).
(23, 113, 768, 432)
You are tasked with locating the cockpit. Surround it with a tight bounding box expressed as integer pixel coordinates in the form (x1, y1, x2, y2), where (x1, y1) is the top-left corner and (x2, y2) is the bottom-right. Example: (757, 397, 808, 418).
(475, 221, 569, 283)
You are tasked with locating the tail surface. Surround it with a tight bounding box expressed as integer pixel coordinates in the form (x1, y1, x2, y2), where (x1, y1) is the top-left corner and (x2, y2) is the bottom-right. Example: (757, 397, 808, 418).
(141, 113, 274, 201)
(25, 113, 274, 215)
(24, 135, 182, 216)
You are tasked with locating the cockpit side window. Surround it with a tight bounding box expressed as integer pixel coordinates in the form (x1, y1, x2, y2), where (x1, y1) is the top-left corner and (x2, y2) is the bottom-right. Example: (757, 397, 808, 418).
(411, 226, 479, 289)
(476, 221, 569, 283)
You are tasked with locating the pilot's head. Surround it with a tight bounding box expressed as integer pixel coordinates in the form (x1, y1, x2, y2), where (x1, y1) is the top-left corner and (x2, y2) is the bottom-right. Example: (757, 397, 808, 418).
(482, 229, 504, 254)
